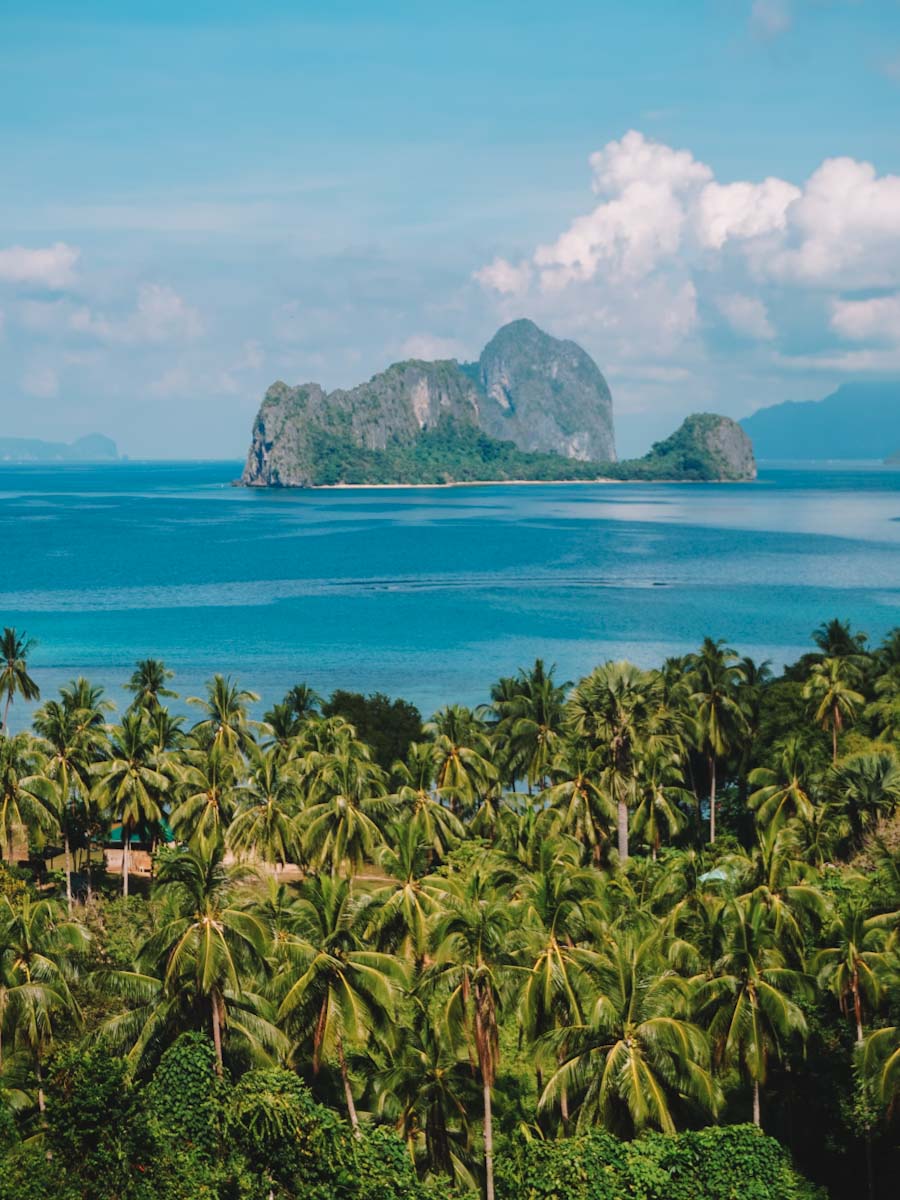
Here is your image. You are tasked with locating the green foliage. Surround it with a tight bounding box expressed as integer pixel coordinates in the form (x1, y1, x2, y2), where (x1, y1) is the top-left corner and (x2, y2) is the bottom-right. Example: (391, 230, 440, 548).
(495, 1125, 826, 1200)
(323, 690, 423, 775)
(147, 1033, 225, 1157)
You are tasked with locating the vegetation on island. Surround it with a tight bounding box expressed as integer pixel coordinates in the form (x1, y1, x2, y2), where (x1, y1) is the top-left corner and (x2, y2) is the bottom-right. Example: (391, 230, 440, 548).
(0, 621, 898, 1198)
(261, 412, 754, 487)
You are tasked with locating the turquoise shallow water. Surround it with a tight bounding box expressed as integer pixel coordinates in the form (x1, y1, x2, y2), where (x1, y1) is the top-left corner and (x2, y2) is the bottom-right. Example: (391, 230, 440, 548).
(3, 461, 900, 726)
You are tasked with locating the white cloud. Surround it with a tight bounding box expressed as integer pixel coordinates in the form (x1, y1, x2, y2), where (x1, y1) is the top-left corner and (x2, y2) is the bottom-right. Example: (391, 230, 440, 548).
(831, 293, 900, 344)
(22, 364, 60, 398)
(473, 257, 532, 296)
(750, 0, 792, 40)
(398, 334, 466, 360)
(0, 242, 79, 289)
(696, 178, 800, 250)
(70, 283, 203, 344)
(718, 293, 776, 340)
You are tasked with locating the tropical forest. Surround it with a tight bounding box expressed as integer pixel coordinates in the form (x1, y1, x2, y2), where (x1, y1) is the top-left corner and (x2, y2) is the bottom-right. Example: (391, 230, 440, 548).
(0, 620, 898, 1200)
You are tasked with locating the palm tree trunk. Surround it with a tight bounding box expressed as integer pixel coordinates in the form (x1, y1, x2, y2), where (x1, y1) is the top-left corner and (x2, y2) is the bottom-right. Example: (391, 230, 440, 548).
(852, 975, 864, 1045)
(338, 1037, 360, 1136)
(709, 755, 717, 844)
(483, 1077, 495, 1200)
(122, 831, 130, 898)
(752, 1079, 761, 1127)
(36, 1057, 45, 1114)
(2, 693, 11, 735)
(211, 989, 224, 1076)
(63, 830, 73, 913)
(617, 798, 629, 862)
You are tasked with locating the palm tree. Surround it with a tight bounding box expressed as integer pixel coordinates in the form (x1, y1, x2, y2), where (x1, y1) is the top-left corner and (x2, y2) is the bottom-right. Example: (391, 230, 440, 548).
(813, 618, 868, 659)
(124, 658, 176, 712)
(0, 628, 40, 736)
(425, 706, 497, 816)
(631, 749, 689, 859)
(92, 713, 170, 896)
(273, 873, 402, 1131)
(687, 638, 748, 844)
(361, 822, 437, 966)
(566, 661, 671, 861)
(804, 657, 865, 764)
(170, 741, 240, 855)
(139, 844, 272, 1074)
(391, 741, 465, 862)
(541, 927, 721, 1134)
(188, 674, 259, 753)
(300, 740, 393, 876)
(32, 696, 105, 911)
(748, 736, 817, 835)
(0, 895, 89, 1109)
(227, 741, 301, 872)
(862, 1025, 900, 1110)
(543, 743, 615, 866)
(0, 733, 58, 864)
(815, 901, 898, 1045)
(487, 660, 568, 792)
(426, 861, 515, 1200)
(696, 894, 812, 1125)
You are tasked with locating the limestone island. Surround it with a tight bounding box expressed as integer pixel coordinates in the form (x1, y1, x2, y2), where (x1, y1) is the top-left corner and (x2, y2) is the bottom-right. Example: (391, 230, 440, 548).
(240, 319, 756, 487)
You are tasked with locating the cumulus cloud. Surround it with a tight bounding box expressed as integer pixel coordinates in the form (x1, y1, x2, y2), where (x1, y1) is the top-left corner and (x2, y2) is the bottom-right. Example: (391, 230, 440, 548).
(70, 283, 203, 344)
(831, 293, 900, 344)
(718, 293, 776, 340)
(473, 257, 532, 296)
(0, 242, 79, 289)
(475, 129, 900, 380)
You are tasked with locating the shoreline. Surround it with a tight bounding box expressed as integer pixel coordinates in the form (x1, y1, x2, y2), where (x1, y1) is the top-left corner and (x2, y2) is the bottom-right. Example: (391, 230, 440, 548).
(238, 475, 754, 490)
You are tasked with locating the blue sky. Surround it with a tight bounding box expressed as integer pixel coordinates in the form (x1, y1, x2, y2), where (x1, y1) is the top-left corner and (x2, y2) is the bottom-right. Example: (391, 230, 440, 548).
(2, 1, 900, 458)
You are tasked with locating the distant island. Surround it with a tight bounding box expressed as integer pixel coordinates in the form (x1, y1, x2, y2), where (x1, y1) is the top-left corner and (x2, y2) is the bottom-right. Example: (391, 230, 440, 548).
(740, 381, 900, 461)
(0, 433, 119, 462)
(240, 319, 756, 486)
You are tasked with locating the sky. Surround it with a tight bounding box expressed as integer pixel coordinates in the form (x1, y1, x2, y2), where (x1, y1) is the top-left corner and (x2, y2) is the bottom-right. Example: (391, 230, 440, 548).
(2, 0, 900, 459)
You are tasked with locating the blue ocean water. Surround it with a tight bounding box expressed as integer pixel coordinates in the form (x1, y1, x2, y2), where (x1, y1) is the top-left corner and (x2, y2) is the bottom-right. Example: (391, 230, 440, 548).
(3, 460, 900, 727)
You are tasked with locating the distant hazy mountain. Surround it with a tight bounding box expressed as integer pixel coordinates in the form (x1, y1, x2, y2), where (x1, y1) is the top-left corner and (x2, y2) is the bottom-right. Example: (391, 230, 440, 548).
(740, 382, 900, 460)
(0, 434, 119, 462)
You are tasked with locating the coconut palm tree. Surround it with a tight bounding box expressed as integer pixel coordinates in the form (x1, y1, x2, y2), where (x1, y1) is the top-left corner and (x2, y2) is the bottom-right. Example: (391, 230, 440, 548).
(748, 736, 817, 835)
(631, 749, 689, 859)
(804, 657, 865, 764)
(425, 706, 497, 816)
(566, 661, 671, 861)
(188, 674, 259, 753)
(170, 741, 240, 855)
(0, 628, 40, 735)
(696, 894, 812, 1125)
(863, 1025, 900, 1110)
(137, 844, 273, 1075)
(273, 873, 403, 1131)
(687, 638, 748, 844)
(813, 618, 868, 659)
(391, 741, 465, 862)
(487, 659, 568, 792)
(300, 739, 393, 877)
(541, 927, 720, 1134)
(32, 696, 106, 911)
(815, 901, 898, 1045)
(92, 713, 170, 896)
(227, 741, 301, 873)
(359, 822, 438, 967)
(0, 895, 89, 1110)
(425, 860, 515, 1200)
(0, 733, 58, 864)
(124, 658, 176, 712)
(543, 743, 615, 866)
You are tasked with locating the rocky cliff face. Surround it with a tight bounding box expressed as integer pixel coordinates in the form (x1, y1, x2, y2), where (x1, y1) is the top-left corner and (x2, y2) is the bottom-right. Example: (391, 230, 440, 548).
(241, 320, 616, 486)
(475, 319, 615, 461)
(631, 413, 756, 481)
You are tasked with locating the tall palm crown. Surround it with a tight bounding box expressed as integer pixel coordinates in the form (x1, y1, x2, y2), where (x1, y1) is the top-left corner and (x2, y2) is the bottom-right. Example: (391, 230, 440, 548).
(0, 732, 58, 863)
(687, 638, 748, 845)
(0, 628, 40, 734)
(803, 656, 865, 764)
(487, 658, 568, 791)
(300, 738, 393, 876)
(749, 736, 817, 835)
(815, 901, 898, 1044)
(566, 660, 672, 861)
(391, 741, 465, 862)
(92, 712, 170, 896)
(124, 658, 177, 712)
(541, 926, 721, 1135)
(227, 741, 301, 870)
(188, 674, 259, 753)
(424, 705, 497, 816)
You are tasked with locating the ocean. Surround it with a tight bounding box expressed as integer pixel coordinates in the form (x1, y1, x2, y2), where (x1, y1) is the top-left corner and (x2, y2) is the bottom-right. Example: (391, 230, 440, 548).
(3, 460, 900, 728)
